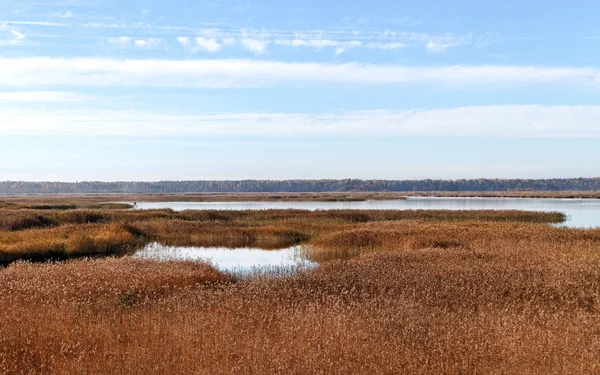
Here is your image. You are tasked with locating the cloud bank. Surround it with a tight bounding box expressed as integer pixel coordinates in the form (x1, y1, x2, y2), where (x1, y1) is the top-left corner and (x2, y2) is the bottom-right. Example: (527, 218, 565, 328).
(0, 58, 598, 88)
(1, 106, 599, 137)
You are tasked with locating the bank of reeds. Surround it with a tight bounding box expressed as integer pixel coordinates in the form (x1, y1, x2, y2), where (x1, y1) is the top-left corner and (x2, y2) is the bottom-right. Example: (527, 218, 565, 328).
(0, 224, 139, 264)
(0, 208, 565, 264)
(0, 207, 566, 231)
(309, 220, 600, 262)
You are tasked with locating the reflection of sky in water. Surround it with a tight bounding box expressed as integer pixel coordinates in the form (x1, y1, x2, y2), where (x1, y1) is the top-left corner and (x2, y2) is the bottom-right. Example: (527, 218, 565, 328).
(133, 197, 600, 228)
(133, 243, 318, 274)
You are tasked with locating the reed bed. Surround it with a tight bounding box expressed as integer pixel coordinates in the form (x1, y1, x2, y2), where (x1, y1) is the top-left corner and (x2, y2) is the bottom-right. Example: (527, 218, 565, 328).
(1, 227, 600, 374)
(0, 224, 139, 264)
(0, 207, 565, 264)
(309, 220, 600, 262)
(0, 207, 566, 229)
(130, 219, 310, 249)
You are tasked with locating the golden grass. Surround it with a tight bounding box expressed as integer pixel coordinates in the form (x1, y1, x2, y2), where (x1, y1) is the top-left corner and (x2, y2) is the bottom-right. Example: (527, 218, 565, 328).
(1, 222, 600, 373)
(1, 204, 598, 373)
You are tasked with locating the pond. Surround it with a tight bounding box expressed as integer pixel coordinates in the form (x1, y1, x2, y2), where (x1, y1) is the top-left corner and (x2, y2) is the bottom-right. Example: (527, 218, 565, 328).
(132, 197, 600, 228)
(133, 243, 318, 277)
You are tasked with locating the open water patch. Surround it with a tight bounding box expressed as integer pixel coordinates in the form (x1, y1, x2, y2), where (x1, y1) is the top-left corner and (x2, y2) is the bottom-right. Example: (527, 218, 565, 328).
(133, 243, 318, 277)
(130, 197, 600, 228)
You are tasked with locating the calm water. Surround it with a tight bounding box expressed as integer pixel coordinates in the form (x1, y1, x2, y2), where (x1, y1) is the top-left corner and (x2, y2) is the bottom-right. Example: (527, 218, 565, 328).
(133, 197, 600, 228)
(133, 243, 317, 275)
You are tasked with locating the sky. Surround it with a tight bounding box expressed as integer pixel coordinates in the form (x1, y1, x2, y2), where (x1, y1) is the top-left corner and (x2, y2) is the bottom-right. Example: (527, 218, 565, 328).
(1, 0, 599, 181)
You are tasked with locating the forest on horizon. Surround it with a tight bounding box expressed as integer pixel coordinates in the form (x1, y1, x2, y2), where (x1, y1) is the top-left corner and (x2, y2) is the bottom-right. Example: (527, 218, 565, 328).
(1, 178, 599, 194)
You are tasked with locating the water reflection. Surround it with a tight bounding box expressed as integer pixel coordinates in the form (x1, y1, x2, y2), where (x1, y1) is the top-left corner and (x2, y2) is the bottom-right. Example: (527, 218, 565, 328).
(132, 197, 600, 228)
(133, 243, 318, 276)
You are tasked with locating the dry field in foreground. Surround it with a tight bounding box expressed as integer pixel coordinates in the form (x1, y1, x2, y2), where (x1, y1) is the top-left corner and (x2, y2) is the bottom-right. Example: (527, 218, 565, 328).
(1, 204, 599, 374)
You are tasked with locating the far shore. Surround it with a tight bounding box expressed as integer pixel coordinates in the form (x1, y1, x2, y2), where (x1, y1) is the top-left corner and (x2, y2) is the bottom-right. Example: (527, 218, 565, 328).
(0, 191, 599, 208)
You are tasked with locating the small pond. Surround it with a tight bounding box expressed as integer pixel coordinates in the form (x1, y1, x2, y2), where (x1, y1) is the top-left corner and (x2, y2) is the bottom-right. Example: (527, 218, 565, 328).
(133, 243, 318, 276)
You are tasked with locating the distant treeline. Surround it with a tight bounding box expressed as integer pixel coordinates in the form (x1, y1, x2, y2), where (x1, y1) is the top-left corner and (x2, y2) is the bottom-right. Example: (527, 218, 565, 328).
(1, 178, 599, 194)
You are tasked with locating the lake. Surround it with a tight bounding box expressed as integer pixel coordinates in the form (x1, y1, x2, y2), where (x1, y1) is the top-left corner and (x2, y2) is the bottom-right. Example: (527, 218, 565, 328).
(132, 197, 600, 228)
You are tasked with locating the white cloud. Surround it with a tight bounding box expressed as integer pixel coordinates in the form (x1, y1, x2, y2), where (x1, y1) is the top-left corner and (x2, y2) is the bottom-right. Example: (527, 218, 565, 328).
(10, 30, 26, 40)
(0, 58, 598, 89)
(365, 42, 405, 50)
(275, 38, 363, 52)
(106, 36, 131, 47)
(426, 33, 472, 53)
(222, 37, 236, 45)
(53, 10, 74, 18)
(134, 38, 162, 47)
(86, 22, 121, 29)
(195, 37, 221, 52)
(177, 36, 190, 46)
(426, 41, 452, 53)
(1, 106, 600, 137)
(241, 38, 268, 54)
(0, 26, 25, 46)
(0, 20, 475, 53)
(0, 91, 91, 102)
(1, 20, 69, 27)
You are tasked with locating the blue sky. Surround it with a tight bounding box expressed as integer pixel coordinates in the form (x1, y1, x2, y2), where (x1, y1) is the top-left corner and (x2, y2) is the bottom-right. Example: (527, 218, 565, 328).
(1, 0, 599, 181)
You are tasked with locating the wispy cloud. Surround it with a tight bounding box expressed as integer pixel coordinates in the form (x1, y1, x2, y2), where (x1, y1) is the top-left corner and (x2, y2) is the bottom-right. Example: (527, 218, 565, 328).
(274, 38, 365, 54)
(425, 33, 472, 53)
(194, 36, 221, 52)
(365, 42, 405, 50)
(1, 106, 599, 137)
(474, 32, 500, 49)
(105, 36, 131, 47)
(1, 20, 69, 27)
(52, 10, 75, 19)
(0, 23, 26, 46)
(10, 29, 25, 40)
(176, 36, 190, 46)
(2, 18, 474, 54)
(105, 37, 161, 48)
(175, 29, 452, 54)
(241, 38, 268, 54)
(134, 38, 162, 47)
(0, 91, 91, 102)
(0, 57, 598, 89)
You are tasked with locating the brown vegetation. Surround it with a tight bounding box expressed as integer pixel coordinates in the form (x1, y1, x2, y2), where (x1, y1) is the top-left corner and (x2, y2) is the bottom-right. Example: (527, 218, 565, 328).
(1, 202, 599, 374)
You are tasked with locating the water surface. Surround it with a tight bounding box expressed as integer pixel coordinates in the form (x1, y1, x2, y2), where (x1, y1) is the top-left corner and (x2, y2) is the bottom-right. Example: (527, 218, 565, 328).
(132, 197, 600, 228)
